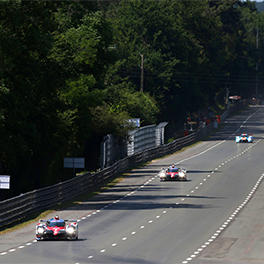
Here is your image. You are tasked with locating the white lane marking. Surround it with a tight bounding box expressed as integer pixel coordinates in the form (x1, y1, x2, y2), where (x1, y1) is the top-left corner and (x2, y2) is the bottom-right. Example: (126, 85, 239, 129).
(148, 220, 153, 223)
(140, 226, 145, 229)
(26, 243, 32, 246)
(18, 246, 25, 249)
(177, 140, 226, 164)
(122, 237, 127, 240)
(100, 249, 106, 253)
(112, 243, 117, 247)
(8, 249, 15, 252)
(0, 252, 7, 255)
(131, 231, 136, 235)
(88, 256, 93, 259)
(156, 215, 160, 218)
(182, 170, 264, 264)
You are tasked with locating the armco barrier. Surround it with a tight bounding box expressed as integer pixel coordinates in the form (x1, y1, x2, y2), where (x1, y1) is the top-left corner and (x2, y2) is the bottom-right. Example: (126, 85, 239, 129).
(0, 103, 243, 229)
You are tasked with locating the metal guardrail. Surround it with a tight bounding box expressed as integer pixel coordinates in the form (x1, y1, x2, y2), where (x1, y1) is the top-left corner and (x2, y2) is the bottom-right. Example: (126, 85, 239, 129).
(0, 104, 241, 229)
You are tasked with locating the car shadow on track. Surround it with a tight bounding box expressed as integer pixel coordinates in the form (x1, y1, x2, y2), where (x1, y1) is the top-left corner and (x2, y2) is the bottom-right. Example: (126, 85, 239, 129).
(187, 170, 221, 173)
(64, 194, 224, 212)
(39, 238, 87, 242)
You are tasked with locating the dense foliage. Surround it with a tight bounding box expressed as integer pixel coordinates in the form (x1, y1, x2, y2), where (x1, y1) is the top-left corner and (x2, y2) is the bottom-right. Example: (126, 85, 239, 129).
(0, 0, 263, 197)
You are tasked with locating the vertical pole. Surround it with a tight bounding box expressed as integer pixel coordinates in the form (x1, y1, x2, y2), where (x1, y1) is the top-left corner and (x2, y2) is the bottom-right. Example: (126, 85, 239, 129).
(256, 24, 259, 98)
(73, 159, 75, 177)
(140, 54, 144, 92)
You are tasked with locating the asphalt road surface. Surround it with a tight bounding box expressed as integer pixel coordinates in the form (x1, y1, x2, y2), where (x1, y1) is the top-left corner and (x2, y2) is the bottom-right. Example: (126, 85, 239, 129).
(1, 106, 264, 264)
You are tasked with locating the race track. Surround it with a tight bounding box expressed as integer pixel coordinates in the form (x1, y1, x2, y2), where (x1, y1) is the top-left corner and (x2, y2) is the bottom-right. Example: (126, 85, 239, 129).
(1, 106, 264, 264)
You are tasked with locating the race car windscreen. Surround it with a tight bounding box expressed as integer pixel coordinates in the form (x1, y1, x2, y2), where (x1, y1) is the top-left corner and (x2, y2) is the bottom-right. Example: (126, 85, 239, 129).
(47, 221, 65, 227)
(167, 168, 179, 172)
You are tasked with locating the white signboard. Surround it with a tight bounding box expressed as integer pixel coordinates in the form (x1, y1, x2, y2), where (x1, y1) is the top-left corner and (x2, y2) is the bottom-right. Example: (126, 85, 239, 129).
(0, 175, 10, 189)
(64, 158, 85, 169)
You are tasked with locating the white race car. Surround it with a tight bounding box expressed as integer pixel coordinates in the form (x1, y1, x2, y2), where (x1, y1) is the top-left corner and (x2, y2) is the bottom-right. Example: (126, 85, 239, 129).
(36, 216, 78, 240)
(159, 166, 187, 181)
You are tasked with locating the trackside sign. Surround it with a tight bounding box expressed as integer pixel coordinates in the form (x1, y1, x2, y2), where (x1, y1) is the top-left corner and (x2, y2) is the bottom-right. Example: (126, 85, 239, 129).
(64, 158, 85, 169)
(0, 175, 10, 189)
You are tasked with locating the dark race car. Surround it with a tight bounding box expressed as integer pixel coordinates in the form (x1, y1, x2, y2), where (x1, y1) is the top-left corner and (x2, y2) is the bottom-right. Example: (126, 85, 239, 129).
(159, 166, 187, 181)
(35, 216, 78, 241)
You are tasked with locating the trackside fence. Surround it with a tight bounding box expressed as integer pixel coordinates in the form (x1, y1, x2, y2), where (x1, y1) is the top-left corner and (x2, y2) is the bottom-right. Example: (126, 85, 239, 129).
(0, 103, 245, 229)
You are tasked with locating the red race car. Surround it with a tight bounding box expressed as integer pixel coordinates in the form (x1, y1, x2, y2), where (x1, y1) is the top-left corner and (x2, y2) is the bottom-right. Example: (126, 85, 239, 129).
(36, 215, 78, 241)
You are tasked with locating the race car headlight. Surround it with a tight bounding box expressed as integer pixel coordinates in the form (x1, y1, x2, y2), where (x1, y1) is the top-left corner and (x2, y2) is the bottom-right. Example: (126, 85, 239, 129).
(178, 171, 185, 177)
(37, 227, 45, 234)
(67, 227, 75, 234)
